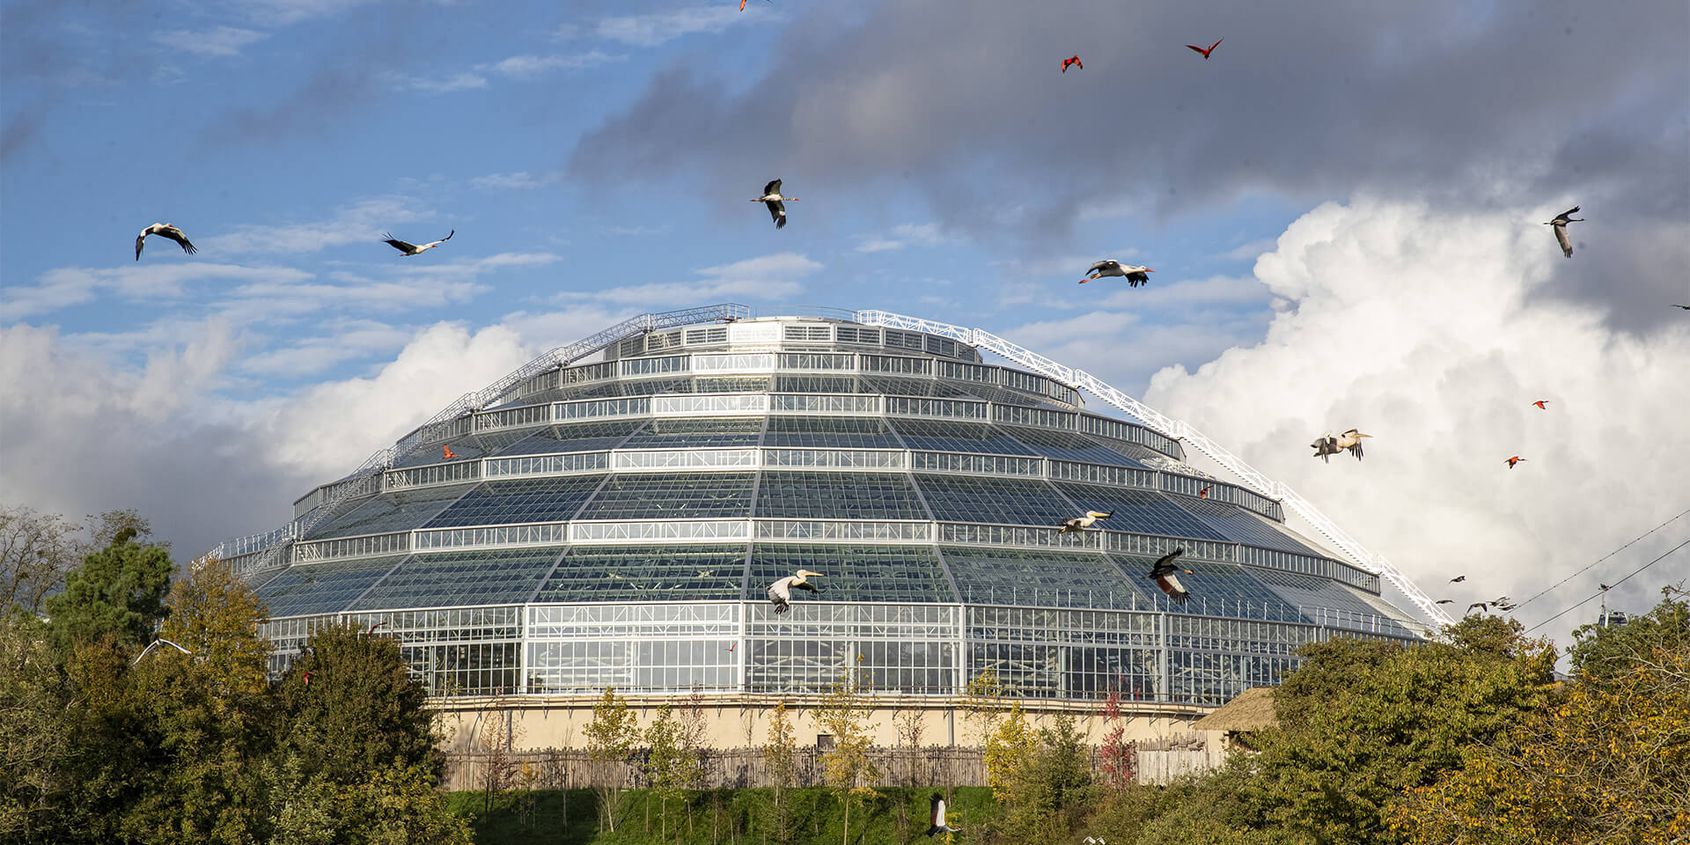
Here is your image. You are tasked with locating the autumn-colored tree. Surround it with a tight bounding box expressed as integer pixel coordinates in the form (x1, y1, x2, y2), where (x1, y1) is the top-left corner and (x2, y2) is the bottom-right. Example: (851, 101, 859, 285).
(813, 668, 878, 845)
(1391, 594, 1690, 844)
(584, 687, 639, 833)
(1097, 683, 1136, 791)
(961, 667, 1004, 745)
(763, 701, 799, 844)
(0, 506, 82, 614)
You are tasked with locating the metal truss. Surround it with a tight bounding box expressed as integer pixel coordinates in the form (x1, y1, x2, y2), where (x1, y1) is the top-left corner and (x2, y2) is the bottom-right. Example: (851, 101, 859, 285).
(853, 309, 1453, 627)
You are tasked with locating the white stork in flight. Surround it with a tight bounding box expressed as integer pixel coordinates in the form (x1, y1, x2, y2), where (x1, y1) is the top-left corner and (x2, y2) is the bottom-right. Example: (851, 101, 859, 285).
(135, 223, 197, 260)
(753, 179, 797, 229)
(132, 638, 193, 667)
(1058, 510, 1112, 534)
(1080, 259, 1153, 286)
(767, 569, 823, 613)
(927, 793, 962, 836)
(382, 229, 454, 256)
(1543, 206, 1582, 258)
(1149, 549, 1192, 602)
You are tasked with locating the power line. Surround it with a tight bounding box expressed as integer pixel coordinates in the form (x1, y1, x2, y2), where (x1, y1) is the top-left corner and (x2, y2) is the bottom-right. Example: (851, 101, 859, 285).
(1514, 507, 1690, 611)
(1524, 536, 1690, 633)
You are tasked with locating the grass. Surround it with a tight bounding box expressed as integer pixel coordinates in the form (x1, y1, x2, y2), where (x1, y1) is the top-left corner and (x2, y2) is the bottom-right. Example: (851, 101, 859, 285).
(449, 786, 998, 845)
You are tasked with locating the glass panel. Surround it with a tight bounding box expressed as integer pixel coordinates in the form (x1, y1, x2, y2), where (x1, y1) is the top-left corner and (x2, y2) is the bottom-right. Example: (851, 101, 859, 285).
(311, 486, 470, 540)
(255, 555, 407, 617)
(747, 544, 955, 604)
(621, 418, 763, 449)
(890, 419, 1037, 455)
(774, 375, 861, 394)
(755, 472, 930, 520)
(494, 422, 642, 456)
(913, 474, 1076, 526)
(423, 475, 605, 528)
(576, 473, 757, 520)
(350, 547, 566, 610)
(942, 546, 1145, 609)
(1111, 555, 1307, 621)
(1174, 497, 1322, 556)
(1052, 483, 1231, 541)
(760, 415, 905, 449)
(533, 545, 748, 602)
(1000, 426, 1146, 467)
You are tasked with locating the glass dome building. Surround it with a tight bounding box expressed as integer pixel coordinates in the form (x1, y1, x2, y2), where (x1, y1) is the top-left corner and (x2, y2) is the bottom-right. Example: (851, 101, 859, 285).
(219, 305, 1427, 716)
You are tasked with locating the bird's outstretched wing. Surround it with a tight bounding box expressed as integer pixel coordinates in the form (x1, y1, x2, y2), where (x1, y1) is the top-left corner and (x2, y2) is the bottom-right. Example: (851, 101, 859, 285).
(763, 178, 781, 196)
(766, 200, 786, 228)
(440, 229, 454, 242)
(792, 581, 819, 593)
(383, 234, 418, 252)
(1187, 43, 1207, 55)
(1089, 259, 1118, 273)
(135, 233, 147, 261)
(1557, 206, 1580, 220)
(158, 226, 197, 254)
(1553, 225, 1573, 257)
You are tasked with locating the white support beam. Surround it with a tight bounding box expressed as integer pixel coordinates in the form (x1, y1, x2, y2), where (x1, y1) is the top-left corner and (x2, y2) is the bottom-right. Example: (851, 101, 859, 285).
(854, 309, 1453, 628)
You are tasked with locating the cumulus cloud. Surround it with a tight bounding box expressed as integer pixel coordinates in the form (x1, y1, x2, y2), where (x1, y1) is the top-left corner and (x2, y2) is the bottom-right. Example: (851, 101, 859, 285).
(1, 263, 313, 320)
(154, 26, 268, 58)
(196, 196, 430, 255)
(1136, 199, 1690, 646)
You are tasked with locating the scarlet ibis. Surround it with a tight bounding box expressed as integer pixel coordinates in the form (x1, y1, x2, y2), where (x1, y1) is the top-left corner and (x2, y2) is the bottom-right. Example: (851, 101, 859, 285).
(135, 223, 197, 260)
(1543, 207, 1582, 258)
(1531, 400, 1549, 410)
(753, 179, 797, 229)
(1061, 55, 1083, 73)
(1198, 485, 1211, 500)
(443, 444, 458, 460)
(383, 229, 453, 256)
(1505, 455, 1527, 469)
(1186, 38, 1223, 59)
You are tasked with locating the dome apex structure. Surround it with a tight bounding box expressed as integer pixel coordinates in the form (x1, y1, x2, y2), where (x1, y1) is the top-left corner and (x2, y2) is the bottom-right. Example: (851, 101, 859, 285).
(214, 305, 1435, 707)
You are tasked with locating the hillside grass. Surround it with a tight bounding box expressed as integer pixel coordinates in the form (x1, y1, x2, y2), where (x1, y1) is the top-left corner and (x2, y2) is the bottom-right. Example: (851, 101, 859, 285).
(449, 786, 997, 845)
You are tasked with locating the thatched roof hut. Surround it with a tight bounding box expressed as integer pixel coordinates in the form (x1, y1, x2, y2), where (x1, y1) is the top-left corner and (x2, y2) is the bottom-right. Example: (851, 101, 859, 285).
(1193, 687, 1277, 749)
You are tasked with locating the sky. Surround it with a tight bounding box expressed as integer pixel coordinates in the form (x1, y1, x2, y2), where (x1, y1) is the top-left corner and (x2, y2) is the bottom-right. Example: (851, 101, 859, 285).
(3, 0, 1687, 653)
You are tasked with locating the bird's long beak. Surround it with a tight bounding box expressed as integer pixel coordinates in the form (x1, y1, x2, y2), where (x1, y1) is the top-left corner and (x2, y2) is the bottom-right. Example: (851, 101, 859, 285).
(1078, 278, 1090, 284)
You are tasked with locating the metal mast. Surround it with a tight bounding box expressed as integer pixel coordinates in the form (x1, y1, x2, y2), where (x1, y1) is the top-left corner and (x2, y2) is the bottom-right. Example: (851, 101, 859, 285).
(854, 309, 1454, 627)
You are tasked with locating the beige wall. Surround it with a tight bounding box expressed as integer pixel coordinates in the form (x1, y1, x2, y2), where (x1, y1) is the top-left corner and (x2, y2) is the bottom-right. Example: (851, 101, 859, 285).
(434, 694, 1215, 754)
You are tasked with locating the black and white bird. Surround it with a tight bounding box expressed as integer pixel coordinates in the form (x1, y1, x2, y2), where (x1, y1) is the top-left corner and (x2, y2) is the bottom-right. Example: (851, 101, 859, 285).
(767, 569, 823, 613)
(1058, 510, 1112, 534)
(132, 638, 192, 667)
(135, 223, 197, 260)
(382, 229, 454, 256)
(1466, 601, 1490, 614)
(1450, 575, 1467, 583)
(1311, 434, 1342, 463)
(1149, 549, 1192, 602)
(927, 793, 962, 837)
(753, 179, 798, 229)
(1333, 429, 1371, 461)
(1492, 595, 1517, 612)
(1543, 206, 1582, 258)
(1080, 259, 1153, 287)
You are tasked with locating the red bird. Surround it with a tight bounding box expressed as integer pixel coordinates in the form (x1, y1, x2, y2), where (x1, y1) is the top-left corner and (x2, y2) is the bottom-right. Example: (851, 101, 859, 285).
(1198, 485, 1211, 500)
(1505, 456, 1527, 469)
(1531, 400, 1549, 410)
(1186, 38, 1223, 59)
(1061, 55, 1083, 73)
(442, 444, 458, 461)
(302, 670, 313, 687)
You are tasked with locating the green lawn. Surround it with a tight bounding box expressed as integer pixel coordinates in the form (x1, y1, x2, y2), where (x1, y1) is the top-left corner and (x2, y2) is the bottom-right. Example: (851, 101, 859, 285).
(449, 786, 997, 845)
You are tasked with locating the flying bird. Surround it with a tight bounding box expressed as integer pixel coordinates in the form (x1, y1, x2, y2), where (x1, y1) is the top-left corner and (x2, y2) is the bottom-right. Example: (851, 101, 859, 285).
(1058, 510, 1112, 533)
(1148, 549, 1192, 602)
(1435, 599, 1454, 605)
(1198, 485, 1211, 500)
(1080, 259, 1153, 286)
(1599, 583, 1611, 591)
(1061, 55, 1084, 73)
(135, 223, 197, 260)
(1505, 455, 1527, 469)
(1333, 429, 1371, 461)
(1531, 400, 1549, 410)
(1186, 38, 1223, 59)
(1543, 207, 1582, 258)
(1493, 596, 1518, 611)
(1311, 434, 1342, 463)
(383, 229, 453, 256)
(927, 793, 962, 836)
(1673, 305, 1690, 311)
(753, 179, 797, 229)
(1450, 575, 1466, 583)
(1466, 602, 1490, 614)
(442, 444, 458, 461)
(767, 569, 823, 613)
(132, 638, 192, 666)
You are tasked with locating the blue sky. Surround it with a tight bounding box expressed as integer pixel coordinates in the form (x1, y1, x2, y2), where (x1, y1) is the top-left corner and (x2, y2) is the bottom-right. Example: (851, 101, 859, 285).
(3, 0, 1687, 642)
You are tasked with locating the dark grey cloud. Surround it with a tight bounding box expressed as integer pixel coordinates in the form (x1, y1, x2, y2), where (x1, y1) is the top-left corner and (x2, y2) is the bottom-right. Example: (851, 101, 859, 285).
(570, 0, 1689, 327)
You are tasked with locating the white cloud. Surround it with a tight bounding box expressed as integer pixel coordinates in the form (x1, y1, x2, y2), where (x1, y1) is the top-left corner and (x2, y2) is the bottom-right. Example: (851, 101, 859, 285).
(485, 51, 619, 77)
(588, 6, 748, 47)
(401, 71, 489, 94)
(560, 252, 820, 306)
(239, 320, 414, 378)
(856, 223, 947, 253)
(197, 196, 430, 256)
(1137, 199, 1690, 647)
(154, 26, 269, 58)
(1, 263, 312, 320)
(469, 171, 559, 191)
(234, 0, 377, 26)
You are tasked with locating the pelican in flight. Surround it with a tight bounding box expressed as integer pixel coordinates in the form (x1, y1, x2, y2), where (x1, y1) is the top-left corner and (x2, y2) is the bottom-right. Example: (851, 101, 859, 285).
(767, 569, 823, 613)
(927, 793, 962, 836)
(1080, 259, 1153, 287)
(1058, 510, 1112, 533)
(1148, 549, 1192, 601)
(1333, 429, 1371, 461)
(382, 229, 454, 256)
(1311, 434, 1342, 463)
(1543, 206, 1582, 258)
(135, 223, 197, 260)
(132, 638, 192, 667)
(753, 179, 797, 229)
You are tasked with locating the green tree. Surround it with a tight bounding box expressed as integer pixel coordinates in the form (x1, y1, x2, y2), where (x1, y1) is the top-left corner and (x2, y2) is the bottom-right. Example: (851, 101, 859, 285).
(1035, 712, 1092, 829)
(644, 704, 689, 840)
(813, 668, 878, 845)
(983, 702, 1044, 836)
(763, 701, 799, 844)
(584, 687, 639, 833)
(0, 612, 71, 840)
(46, 526, 173, 652)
